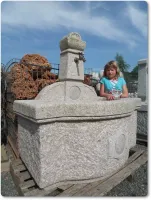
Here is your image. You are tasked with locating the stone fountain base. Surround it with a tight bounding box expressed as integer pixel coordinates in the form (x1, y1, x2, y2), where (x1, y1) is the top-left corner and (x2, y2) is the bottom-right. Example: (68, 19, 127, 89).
(14, 98, 140, 189)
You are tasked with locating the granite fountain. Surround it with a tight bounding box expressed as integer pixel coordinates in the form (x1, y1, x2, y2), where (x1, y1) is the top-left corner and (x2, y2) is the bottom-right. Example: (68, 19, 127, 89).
(14, 32, 141, 189)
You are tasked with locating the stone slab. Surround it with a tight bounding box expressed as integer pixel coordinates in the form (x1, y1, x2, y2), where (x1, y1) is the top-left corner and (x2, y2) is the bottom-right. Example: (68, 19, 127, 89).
(14, 98, 141, 122)
(137, 59, 148, 101)
(137, 102, 148, 135)
(137, 112, 148, 135)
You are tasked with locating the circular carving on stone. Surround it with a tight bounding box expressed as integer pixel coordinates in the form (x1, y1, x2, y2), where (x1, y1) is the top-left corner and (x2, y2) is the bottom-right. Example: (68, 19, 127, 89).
(115, 134, 126, 154)
(69, 86, 81, 100)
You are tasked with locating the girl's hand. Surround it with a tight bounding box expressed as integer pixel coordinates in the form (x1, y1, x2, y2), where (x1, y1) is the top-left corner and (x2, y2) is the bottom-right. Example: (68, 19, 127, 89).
(120, 85, 128, 98)
(120, 93, 128, 98)
(106, 94, 115, 100)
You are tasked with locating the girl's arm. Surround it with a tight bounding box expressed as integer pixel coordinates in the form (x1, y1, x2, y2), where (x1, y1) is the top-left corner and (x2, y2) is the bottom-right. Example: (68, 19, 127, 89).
(120, 85, 128, 98)
(100, 84, 115, 100)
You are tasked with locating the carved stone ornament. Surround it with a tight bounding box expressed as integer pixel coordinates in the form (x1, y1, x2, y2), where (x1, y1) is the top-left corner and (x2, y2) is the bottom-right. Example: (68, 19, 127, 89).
(60, 32, 86, 52)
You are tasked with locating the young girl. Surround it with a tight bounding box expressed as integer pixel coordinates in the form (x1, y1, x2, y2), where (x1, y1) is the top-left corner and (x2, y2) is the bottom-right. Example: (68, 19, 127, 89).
(100, 60, 128, 100)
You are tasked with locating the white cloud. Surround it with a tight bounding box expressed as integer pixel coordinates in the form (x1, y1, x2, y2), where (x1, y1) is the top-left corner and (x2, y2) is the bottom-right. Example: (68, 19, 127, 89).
(1, 1, 144, 48)
(85, 1, 110, 13)
(125, 2, 148, 38)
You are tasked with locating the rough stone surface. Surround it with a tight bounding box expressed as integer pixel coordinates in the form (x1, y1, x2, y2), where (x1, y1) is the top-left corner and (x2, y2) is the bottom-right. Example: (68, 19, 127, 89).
(137, 102, 148, 135)
(128, 111, 137, 149)
(18, 109, 138, 189)
(35, 81, 97, 102)
(137, 59, 148, 101)
(59, 50, 85, 81)
(59, 32, 86, 81)
(59, 32, 86, 52)
(137, 111, 148, 135)
(14, 98, 141, 121)
(35, 82, 65, 101)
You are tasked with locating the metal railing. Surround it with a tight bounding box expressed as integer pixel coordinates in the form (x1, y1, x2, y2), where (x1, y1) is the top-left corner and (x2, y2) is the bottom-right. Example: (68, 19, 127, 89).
(5, 58, 60, 74)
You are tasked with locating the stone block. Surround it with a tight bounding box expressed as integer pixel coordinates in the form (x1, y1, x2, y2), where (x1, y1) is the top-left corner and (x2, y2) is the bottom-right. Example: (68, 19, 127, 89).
(14, 98, 141, 189)
(138, 59, 148, 101)
(137, 102, 148, 135)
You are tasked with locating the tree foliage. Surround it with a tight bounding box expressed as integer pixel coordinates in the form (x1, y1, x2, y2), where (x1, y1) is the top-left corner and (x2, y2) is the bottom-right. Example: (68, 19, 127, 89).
(115, 53, 130, 72)
(131, 65, 138, 74)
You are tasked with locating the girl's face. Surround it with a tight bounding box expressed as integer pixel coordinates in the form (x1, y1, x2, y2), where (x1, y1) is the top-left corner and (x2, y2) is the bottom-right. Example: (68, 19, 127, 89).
(106, 67, 117, 79)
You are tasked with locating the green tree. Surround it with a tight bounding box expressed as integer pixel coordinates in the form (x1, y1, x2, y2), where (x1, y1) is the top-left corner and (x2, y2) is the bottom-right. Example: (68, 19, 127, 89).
(130, 65, 138, 80)
(115, 53, 130, 72)
(131, 65, 138, 73)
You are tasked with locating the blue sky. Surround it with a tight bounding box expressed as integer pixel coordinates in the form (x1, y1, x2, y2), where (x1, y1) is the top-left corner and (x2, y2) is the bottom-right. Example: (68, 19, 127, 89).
(1, 1, 148, 72)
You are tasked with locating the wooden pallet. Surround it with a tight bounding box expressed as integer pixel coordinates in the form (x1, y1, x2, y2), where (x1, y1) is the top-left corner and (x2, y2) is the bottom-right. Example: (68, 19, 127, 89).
(10, 144, 147, 196)
(1, 144, 10, 172)
(5, 143, 17, 162)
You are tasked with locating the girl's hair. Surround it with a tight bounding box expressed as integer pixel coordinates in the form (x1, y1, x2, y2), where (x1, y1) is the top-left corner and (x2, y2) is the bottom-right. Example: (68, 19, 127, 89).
(103, 60, 120, 78)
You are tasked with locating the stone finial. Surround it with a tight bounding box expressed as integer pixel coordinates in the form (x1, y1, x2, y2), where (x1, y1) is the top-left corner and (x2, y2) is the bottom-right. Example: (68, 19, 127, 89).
(60, 32, 86, 52)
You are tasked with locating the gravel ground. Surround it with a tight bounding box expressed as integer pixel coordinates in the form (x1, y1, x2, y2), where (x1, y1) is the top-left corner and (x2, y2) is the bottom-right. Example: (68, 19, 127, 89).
(1, 163, 148, 197)
(106, 162, 148, 196)
(1, 171, 18, 197)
